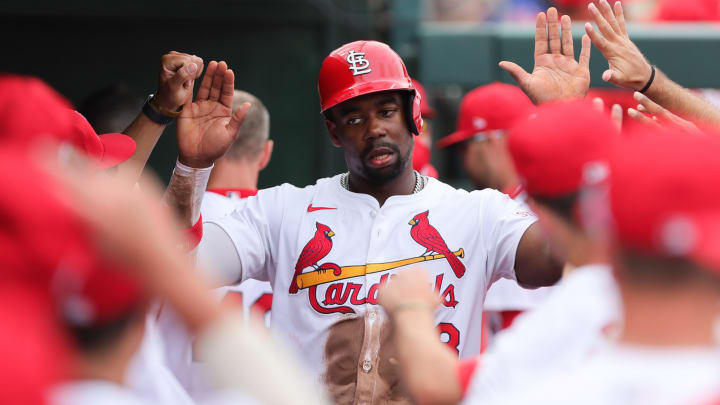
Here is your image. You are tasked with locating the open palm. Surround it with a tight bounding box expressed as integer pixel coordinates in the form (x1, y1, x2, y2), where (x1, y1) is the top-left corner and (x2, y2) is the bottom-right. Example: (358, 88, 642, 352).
(500, 8, 591, 105)
(177, 61, 250, 168)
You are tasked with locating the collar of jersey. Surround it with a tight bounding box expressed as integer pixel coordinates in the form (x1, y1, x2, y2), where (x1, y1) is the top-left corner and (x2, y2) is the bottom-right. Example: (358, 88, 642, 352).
(333, 173, 437, 209)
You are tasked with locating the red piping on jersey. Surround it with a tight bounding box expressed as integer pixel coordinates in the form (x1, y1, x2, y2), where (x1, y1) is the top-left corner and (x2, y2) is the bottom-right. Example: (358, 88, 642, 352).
(186, 215, 203, 250)
(501, 184, 524, 200)
(307, 204, 337, 212)
(207, 188, 258, 198)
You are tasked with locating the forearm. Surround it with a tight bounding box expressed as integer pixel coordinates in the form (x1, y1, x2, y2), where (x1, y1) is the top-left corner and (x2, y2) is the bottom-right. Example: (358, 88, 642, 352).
(393, 310, 462, 405)
(645, 69, 720, 127)
(116, 112, 166, 181)
(162, 160, 211, 227)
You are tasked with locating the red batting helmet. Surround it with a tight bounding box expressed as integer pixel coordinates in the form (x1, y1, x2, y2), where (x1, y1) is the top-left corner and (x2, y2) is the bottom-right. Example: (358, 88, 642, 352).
(318, 40, 423, 135)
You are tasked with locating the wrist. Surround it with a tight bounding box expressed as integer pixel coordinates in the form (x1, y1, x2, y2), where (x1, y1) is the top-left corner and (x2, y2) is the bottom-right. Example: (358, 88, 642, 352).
(178, 155, 215, 169)
(388, 300, 434, 317)
(151, 94, 182, 117)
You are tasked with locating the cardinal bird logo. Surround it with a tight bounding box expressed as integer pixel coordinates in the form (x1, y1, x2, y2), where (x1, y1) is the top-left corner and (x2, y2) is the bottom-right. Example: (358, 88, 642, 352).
(409, 211, 466, 278)
(290, 222, 335, 293)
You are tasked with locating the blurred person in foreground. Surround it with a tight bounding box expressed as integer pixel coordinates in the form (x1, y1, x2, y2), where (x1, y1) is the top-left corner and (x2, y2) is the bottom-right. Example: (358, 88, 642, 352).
(478, 130, 720, 405)
(153, 90, 276, 402)
(378, 101, 622, 405)
(435, 82, 551, 340)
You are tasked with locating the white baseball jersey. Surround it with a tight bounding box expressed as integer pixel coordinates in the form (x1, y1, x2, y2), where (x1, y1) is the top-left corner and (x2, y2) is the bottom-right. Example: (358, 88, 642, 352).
(472, 343, 720, 405)
(461, 264, 621, 402)
(198, 174, 536, 404)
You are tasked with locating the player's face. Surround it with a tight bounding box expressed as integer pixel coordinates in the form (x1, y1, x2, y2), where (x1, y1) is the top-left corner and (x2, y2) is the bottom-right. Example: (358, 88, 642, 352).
(326, 91, 413, 184)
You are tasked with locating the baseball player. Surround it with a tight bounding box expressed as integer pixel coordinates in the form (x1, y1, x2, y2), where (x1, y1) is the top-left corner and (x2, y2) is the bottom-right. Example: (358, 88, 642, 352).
(378, 101, 623, 405)
(163, 34, 573, 403)
(477, 130, 720, 405)
(435, 82, 551, 339)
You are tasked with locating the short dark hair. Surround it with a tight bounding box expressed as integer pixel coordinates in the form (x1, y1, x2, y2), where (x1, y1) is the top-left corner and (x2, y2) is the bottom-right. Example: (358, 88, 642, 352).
(78, 84, 143, 134)
(532, 191, 580, 224)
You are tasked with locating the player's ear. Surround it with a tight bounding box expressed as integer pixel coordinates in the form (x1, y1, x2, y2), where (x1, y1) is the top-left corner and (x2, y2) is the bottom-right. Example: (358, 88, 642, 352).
(326, 119, 342, 148)
(257, 140, 274, 171)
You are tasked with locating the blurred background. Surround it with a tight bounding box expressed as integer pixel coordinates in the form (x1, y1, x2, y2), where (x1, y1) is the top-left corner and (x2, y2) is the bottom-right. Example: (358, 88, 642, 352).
(2, 0, 720, 189)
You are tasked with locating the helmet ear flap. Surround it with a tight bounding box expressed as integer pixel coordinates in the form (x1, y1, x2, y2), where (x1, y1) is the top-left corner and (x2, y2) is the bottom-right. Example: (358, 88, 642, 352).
(405, 90, 423, 136)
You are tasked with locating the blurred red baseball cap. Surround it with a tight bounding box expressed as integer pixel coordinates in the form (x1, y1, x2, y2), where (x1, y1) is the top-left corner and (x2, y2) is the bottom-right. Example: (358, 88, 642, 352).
(605, 130, 720, 271)
(508, 100, 619, 198)
(0, 146, 142, 326)
(68, 111, 136, 169)
(0, 74, 76, 146)
(436, 82, 533, 149)
(411, 78, 437, 119)
(0, 75, 136, 168)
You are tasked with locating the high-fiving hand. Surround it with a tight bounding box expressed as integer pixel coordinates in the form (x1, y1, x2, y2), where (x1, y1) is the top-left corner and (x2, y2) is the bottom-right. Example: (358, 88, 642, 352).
(155, 51, 205, 115)
(500, 8, 591, 104)
(585, 0, 653, 91)
(177, 61, 251, 168)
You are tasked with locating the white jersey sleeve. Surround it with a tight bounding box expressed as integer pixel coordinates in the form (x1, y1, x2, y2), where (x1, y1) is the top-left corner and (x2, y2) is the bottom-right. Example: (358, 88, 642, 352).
(478, 190, 537, 284)
(200, 184, 301, 286)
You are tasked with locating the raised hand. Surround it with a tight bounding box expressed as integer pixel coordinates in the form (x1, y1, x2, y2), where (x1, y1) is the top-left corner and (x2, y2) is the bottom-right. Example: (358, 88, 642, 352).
(500, 8, 591, 104)
(592, 97, 623, 131)
(155, 51, 204, 115)
(177, 61, 251, 168)
(585, 0, 653, 91)
(378, 268, 440, 317)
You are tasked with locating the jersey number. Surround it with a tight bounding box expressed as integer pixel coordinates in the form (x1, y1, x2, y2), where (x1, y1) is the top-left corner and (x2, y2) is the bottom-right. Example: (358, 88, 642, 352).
(437, 322, 460, 354)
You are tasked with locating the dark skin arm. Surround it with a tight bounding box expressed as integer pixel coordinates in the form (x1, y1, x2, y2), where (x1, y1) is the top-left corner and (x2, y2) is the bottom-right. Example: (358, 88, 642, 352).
(514, 222, 563, 287)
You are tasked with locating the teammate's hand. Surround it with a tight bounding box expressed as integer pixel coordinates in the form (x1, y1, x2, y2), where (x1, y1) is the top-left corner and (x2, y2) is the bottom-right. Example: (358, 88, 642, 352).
(592, 97, 623, 131)
(585, 0, 653, 91)
(499, 8, 591, 104)
(176, 61, 251, 168)
(628, 91, 700, 133)
(155, 51, 204, 115)
(379, 268, 440, 317)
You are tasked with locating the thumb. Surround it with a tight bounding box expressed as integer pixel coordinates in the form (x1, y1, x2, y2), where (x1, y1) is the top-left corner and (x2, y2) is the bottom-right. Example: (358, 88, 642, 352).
(499, 61, 530, 87)
(602, 69, 614, 82)
(169, 62, 198, 87)
(226, 102, 252, 138)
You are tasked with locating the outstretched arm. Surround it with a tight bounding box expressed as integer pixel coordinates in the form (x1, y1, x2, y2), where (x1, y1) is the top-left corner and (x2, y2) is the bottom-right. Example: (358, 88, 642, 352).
(500, 7, 591, 104)
(117, 52, 204, 181)
(163, 60, 250, 227)
(379, 269, 463, 405)
(514, 222, 563, 287)
(585, 0, 720, 127)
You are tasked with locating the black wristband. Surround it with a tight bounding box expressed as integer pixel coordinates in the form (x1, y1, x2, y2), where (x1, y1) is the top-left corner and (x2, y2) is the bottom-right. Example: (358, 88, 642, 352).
(142, 94, 175, 125)
(639, 65, 656, 94)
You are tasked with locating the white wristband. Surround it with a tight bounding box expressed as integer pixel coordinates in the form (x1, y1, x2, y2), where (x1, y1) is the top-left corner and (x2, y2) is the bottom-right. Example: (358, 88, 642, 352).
(164, 159, 213, 225)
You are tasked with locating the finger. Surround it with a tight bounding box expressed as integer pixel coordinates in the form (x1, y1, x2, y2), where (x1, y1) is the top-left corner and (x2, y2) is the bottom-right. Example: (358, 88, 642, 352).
(560, 14, 574, 57)
(614, 1, 628, 37)
(169, 62, 199, 88)
(584, 22, 610, 52)
(162, 52, 190, 72)
(208, 61, 228, 102)
(547, 7, 561, 54)
(633, 91, 663, 114)
(191, 55, 204, 79)
(611, 104, 623, 131)
(627, 108, 656, 126)
(598, 0, 622, 36)
(578, 34, 592, 69)
(498, 61, 531, 87)
(592, 97, 605, 112)
(197, 61, 217, 100)
(226, 102, 251, 137)
(588, 2, 617, 40)
(220, 69, 235, 108)
(534, 12, 549, 57)
(602, 69, 615, 82)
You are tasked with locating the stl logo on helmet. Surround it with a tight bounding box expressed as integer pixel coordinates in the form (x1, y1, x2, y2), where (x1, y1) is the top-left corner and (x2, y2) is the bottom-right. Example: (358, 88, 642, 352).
(346, 50, 372, 76)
